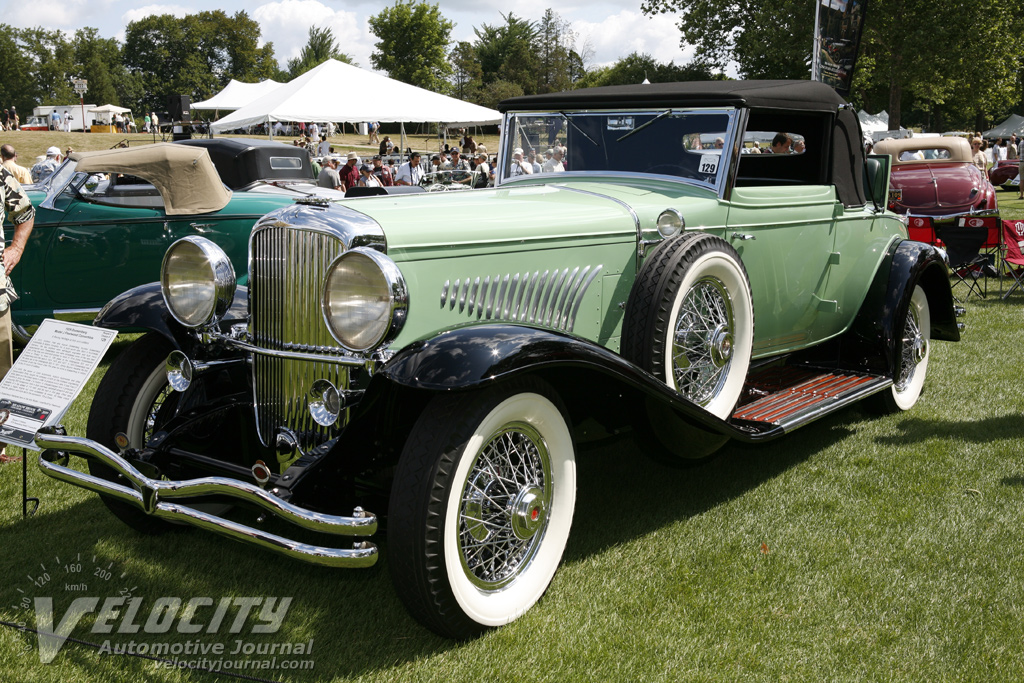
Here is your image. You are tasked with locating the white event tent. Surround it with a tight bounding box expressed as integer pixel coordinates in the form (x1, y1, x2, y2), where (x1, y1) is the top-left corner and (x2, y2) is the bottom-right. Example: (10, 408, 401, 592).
(192, 79, 284, 111)
(210, 59, 501, 140)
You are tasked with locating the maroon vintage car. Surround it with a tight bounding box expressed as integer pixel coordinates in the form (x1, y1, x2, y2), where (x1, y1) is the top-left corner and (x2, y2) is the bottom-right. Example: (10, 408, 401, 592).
(874, 137, 998, 241)
(988, 158, 1021, 190)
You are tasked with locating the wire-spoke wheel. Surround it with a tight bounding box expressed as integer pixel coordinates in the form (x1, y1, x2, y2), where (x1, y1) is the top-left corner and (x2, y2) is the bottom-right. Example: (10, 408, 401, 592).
(388, 378, 575, 640)
(870, 285, 930, 413)
(621, 233, 752, 463)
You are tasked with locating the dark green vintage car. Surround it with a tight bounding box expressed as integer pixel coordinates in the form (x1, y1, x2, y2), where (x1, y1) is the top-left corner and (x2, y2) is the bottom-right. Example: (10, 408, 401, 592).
(37, 81, 962, 640)
(4, 143, 324, 342)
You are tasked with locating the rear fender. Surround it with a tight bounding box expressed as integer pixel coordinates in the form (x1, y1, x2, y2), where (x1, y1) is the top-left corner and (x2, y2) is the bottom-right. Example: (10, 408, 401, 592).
(846, 239, 959, 377)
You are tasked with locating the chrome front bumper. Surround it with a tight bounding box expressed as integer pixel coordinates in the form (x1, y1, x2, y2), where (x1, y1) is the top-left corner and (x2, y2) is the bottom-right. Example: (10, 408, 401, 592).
(34, 431, 378, 568)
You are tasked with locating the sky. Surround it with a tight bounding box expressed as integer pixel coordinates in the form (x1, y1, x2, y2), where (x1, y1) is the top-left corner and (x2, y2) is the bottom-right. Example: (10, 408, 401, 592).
(5, 0, 696, 75)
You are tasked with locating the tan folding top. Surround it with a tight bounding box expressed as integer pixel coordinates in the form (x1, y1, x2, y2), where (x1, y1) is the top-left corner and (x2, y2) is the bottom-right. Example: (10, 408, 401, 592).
(69, 143, 231, 215)
(873, 136, 973, 165)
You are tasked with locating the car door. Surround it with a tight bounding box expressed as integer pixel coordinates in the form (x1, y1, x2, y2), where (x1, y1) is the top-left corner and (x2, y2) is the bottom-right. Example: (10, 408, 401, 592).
(42, 194, 170, 308)
(726, 184, 839, 358)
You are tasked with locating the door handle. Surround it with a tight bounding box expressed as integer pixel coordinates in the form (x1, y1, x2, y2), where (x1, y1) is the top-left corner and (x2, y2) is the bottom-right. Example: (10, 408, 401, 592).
(57, 233, 82, 243)
(189, 223, 214, 233)
(730, 232, 756, 241)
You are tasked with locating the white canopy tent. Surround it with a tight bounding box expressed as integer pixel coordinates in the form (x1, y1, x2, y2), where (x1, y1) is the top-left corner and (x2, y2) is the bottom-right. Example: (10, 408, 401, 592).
(88, 104, 134, 129)
(210, 59, 501, 145)
(192, 79, 284, 111)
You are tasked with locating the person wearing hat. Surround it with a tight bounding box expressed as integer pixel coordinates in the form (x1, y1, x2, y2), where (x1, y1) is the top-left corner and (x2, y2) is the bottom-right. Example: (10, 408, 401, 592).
(473, 152, 490, 189)
(317, 156, 343, 191)
(339, 151, 361, 192)
(31, 146, 62, 184)
(357, 163, 382, 188)
(371, 155, 394, 186)
(510, 148, 532, 176)
(449, 149, 473, 185)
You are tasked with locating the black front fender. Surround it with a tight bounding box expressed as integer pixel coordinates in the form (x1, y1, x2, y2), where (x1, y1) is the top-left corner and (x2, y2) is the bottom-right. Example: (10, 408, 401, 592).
(94, 282, 249, 350)
(379, 324, 765, 442)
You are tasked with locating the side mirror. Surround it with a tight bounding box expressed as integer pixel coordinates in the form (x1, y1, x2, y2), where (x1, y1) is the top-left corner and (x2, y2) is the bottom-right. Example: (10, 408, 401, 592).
(864, 154, 891, 210)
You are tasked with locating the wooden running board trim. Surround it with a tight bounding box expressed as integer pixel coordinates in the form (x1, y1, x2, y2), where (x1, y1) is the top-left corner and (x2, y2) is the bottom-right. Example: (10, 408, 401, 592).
(732, 371, 892, 432)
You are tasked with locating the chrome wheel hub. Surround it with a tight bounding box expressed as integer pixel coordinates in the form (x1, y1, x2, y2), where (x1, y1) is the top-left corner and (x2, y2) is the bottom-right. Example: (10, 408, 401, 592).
(709, 324, 733, 368)
(510, 487, 546, 540)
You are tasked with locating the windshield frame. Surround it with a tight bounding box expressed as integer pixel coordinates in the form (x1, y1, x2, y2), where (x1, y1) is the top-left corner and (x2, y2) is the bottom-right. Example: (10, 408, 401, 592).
(39, 159, 85, 211)
(498, 106, 741, 196)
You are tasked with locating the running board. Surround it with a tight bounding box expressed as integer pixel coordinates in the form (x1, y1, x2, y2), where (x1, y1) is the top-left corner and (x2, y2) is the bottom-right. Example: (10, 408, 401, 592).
(731, 369, 892, 433)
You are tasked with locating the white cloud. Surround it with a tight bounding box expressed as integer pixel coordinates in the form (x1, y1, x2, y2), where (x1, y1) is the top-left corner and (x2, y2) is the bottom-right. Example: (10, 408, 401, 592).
(573, 10, 692, 69)
(251, 1, 371, 68)
(6, 0, 115, 33)
(121, 4, 195, 25)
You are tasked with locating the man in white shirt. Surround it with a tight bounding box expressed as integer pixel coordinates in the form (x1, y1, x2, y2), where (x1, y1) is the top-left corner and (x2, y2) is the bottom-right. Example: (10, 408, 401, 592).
(510, 148, 532, 176)
(473, 152, 490, 188)
(317, 134, 331, 158)
(395, 152, 423, 186)
(542, 149, 565, 173)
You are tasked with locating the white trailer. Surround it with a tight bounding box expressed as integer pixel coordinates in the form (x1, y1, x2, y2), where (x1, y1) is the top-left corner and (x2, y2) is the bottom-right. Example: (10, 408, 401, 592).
(32, 104, 99, 132)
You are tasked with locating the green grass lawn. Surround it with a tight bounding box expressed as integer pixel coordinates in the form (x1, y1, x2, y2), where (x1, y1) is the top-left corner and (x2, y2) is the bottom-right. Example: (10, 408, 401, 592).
(2, 289, 1024, 682)
(0, 135, 1021, 681)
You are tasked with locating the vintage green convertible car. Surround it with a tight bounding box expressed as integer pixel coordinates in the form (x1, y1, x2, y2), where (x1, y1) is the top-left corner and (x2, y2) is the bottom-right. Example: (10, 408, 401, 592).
(5, 142, 339, 343)
(37, 80, 961, 639)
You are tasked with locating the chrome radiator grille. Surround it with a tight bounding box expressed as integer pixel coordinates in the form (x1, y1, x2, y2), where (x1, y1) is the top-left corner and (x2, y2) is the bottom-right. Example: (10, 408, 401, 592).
(250, 225, 350, 450)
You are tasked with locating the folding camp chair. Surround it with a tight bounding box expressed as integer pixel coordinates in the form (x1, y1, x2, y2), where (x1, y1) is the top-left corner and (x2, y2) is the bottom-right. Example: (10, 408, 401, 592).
(934, 223, 990, 301)
(1001, 219, 1024, 299)
(907, 216, 938, 246)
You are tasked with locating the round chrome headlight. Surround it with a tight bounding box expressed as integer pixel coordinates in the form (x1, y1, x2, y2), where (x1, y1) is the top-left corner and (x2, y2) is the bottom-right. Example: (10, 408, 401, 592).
(321, 247, 407, 352)
(161, 236, 236, 328)
(657, 209, 685, 238)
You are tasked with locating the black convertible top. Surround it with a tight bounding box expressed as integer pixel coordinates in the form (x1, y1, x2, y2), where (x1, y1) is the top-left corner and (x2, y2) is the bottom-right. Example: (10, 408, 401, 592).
(176, 137, 315, 189)
(500, 80, 848, 114)
(500, 80, 867, 208)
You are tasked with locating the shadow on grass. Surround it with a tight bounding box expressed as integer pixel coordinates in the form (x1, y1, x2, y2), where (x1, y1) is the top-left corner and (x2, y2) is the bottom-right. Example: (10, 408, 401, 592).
(872, 414, 1022, 446)
(566, 411, 857, 562)
(0, 367, 863, 681)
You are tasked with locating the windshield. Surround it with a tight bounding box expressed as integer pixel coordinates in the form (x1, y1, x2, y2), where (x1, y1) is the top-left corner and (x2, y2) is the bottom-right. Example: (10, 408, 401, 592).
(501, 109, 738, 188)
(39, 159, 83, 209)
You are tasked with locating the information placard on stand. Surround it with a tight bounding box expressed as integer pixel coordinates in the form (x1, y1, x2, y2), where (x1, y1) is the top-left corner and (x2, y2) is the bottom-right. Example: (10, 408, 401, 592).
(0, 319, 117, 450)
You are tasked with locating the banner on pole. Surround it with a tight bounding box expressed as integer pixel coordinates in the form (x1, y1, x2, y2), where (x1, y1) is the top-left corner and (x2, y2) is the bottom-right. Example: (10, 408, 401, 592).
(811, 0, 867, 97)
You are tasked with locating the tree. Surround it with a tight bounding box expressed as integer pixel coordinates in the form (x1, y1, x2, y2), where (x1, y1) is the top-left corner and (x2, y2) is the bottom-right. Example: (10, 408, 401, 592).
(474, 13, 540, 94)
(369, 0, 454, 93)
(575, 52, 720, 89)
(123, 11, 280, 112)
(16, 27, 76, 107)
(449, 41, 482, 101)
(287, 26, 355, 79)
(72, 28, 120, 107)
(642, 0, 1024, 130)
(477, 80, 524, 110)
(0, 26, 35, 116)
